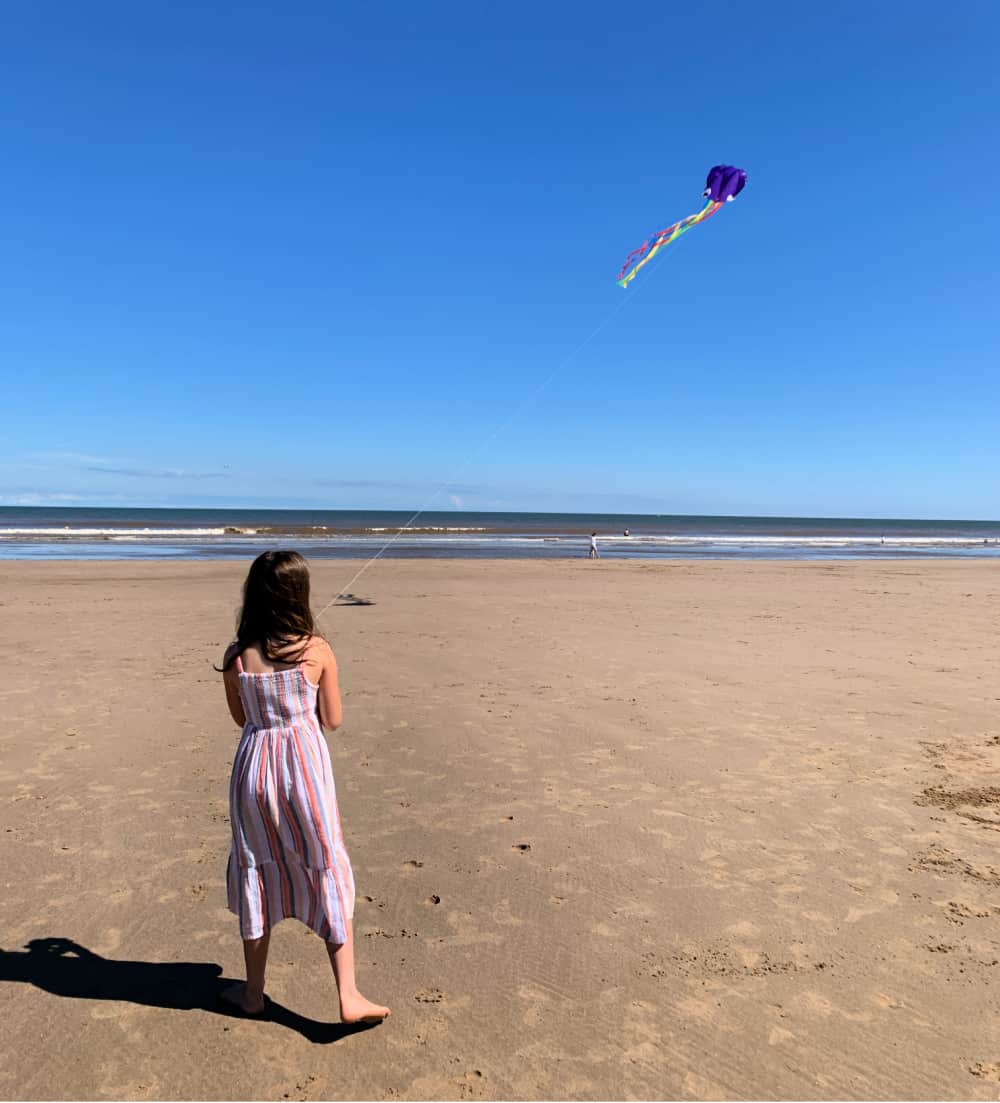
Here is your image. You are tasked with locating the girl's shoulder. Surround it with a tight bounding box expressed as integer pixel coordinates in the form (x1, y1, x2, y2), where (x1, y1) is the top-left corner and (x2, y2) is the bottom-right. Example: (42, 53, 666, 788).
(305, 634, 334, 660)
(300, 635, 334, 682)
(222, 641, 242, 670)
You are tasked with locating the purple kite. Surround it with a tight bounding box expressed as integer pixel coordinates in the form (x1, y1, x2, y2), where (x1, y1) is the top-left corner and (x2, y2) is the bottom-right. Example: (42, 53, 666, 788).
(617, 164, 748, 288)
(703, 164, 747, 203)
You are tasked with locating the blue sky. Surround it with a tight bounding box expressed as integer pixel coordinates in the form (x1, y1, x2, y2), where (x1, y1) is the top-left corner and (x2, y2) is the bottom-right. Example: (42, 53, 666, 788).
(2, 1, 998, 517)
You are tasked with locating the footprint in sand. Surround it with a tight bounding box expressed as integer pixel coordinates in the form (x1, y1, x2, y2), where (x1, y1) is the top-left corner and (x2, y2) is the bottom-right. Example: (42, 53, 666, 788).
(456, 1070, 486, 1099)
(944, 899, 994, 922)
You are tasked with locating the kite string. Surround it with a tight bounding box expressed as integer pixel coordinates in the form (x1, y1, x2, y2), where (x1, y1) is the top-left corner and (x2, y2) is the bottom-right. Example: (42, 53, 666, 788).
(315, 236, 683, 623)
(315, 293, 632, 619)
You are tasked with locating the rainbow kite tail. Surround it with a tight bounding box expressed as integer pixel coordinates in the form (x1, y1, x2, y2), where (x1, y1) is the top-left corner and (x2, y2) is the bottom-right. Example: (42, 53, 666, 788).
(617, 199, 723, 288)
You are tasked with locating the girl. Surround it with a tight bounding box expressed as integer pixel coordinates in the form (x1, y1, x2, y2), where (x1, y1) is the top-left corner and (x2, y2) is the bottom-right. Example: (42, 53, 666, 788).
(219, 550, 389, 1024)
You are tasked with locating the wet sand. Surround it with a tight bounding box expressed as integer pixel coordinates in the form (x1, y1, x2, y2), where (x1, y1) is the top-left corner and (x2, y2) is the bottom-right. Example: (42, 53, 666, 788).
(1, 558, 998, 1100)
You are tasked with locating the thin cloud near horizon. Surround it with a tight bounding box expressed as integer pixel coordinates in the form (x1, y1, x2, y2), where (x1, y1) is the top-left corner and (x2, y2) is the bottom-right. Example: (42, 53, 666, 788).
(83, 465, 229, 480)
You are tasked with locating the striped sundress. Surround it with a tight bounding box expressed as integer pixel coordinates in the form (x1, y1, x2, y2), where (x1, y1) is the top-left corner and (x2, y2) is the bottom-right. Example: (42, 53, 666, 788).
(227, 655, 355, 943)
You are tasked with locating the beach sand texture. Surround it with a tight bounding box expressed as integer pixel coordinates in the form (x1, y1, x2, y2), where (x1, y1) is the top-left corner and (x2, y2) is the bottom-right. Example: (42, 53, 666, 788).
(1, 559, 998, 1101)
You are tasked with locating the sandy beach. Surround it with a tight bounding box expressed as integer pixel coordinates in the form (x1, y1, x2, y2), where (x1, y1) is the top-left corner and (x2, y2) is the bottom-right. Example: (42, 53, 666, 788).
(1, 558, 998, 1100)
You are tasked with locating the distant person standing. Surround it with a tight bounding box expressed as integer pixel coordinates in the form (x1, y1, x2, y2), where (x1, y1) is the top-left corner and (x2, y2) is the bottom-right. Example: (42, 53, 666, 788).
(623, 528, 630, 537)
(589, 532, 600, 559)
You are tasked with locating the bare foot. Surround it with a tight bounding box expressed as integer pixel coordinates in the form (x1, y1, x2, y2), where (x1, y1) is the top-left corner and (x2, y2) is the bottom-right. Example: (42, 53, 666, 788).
(340, 990, 390, 1024)
(221, 981, 267, 1016)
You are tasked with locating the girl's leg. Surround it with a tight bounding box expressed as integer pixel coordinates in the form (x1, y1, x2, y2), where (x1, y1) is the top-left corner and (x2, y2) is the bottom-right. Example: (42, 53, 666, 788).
(242, 933, 270, 1008)
(325, 920, 390, 1023)
(223, 933, 270, 1014)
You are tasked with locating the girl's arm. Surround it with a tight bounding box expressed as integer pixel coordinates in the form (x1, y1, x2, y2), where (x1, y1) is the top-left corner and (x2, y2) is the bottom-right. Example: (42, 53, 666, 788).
(316, 640, 343, 731)
(222, 644, 246, 726)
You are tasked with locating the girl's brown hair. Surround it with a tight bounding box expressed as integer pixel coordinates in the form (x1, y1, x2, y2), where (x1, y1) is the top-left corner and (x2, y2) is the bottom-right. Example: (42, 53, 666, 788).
(220, 550, 317, 670)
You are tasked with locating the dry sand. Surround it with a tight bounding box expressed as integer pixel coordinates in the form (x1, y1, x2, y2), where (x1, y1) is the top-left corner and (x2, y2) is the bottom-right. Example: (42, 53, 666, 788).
(1, 558, 998, 1101)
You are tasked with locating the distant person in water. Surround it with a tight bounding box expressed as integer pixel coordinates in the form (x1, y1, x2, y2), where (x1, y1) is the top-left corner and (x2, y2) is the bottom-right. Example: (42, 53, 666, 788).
(589, 532, 600, 559)
(623, 528, 630, 537)
(218, 551, 389, 1025)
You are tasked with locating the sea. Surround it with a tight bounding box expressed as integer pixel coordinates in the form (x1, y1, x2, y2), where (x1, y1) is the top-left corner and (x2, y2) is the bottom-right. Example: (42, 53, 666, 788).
(3, 507, 1000, 561)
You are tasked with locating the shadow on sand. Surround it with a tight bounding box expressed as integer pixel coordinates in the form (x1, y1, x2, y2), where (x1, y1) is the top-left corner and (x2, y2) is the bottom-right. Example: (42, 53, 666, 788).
(0, 937, 376, 1044)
